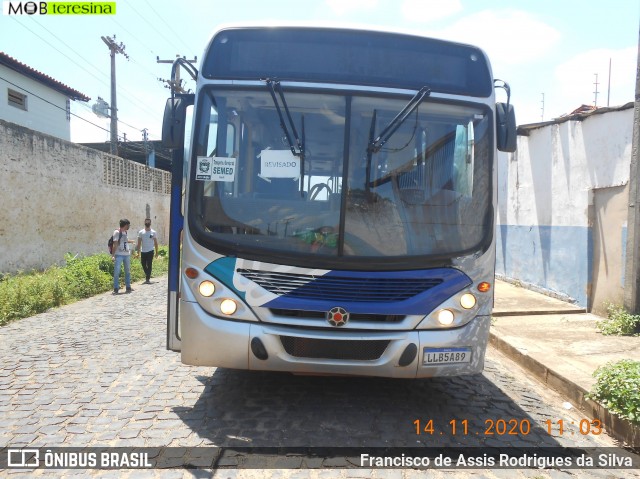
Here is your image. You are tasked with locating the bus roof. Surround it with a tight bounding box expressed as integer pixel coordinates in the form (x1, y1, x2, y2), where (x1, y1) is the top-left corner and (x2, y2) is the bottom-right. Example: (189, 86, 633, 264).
(201, 26, 493, 97)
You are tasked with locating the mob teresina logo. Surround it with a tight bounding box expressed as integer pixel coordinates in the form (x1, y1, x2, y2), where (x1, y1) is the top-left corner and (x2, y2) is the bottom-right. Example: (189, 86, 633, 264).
(327, 307, 349, 327)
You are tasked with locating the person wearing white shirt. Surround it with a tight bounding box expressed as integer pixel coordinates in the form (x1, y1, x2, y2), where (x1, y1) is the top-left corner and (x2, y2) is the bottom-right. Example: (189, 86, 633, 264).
(136, 218, 159, 284)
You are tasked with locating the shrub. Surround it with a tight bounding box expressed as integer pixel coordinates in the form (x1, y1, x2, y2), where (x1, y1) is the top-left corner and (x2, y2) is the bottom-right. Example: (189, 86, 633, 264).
(0, 247, 169, 326)
(588, 360, 640, 424)
(0, 274, 58, 323)
(63, 253, 113, 298)
(596, 304, 640, 336)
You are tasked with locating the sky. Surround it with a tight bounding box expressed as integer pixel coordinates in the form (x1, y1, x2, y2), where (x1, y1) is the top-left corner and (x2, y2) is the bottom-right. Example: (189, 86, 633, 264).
(2, 0, 639, 144)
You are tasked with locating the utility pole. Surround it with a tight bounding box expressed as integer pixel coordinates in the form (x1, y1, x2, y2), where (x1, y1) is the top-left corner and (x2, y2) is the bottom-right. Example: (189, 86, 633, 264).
(157, 55, 197, 93)
(101, 35, 129, 156)
(142, 128, 149, 166)
(540, 93, 545, 121)
(624, 22, 640, 314)
(593, 73, 599, 108)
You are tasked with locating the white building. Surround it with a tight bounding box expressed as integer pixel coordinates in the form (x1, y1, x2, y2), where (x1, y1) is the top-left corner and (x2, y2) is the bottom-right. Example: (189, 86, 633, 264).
(0, 52, 89, 140)
(496, 103, 633, 313)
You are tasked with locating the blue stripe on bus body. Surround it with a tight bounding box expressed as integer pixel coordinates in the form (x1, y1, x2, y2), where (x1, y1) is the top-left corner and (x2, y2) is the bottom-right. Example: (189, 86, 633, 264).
(203, 257, 246, 301)
(202, 258, 472, 315)
(167, 184, 184, 293)
(262, 268, 472, 315)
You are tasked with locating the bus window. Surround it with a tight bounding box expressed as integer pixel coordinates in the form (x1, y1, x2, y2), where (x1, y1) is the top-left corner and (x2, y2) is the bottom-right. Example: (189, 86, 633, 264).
(452, 121, 474, 197)
(202, 110, 236, 198)
(206, 112, 235, 157)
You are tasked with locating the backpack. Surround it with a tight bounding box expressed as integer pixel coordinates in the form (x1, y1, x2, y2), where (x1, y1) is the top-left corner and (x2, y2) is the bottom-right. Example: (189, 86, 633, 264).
(108, 231, 122, 254)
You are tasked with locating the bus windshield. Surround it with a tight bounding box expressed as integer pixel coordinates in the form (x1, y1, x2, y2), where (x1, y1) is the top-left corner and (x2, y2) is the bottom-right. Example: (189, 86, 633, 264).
(188, 86, 492, 269)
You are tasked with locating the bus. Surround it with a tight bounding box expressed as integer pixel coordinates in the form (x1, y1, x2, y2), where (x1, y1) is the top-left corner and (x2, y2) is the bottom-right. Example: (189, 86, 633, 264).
(162, 25, 516, 378)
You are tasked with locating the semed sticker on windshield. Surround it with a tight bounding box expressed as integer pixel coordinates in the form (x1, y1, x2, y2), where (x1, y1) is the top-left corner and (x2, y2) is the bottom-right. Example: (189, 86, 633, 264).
(196, 156, 236, 182)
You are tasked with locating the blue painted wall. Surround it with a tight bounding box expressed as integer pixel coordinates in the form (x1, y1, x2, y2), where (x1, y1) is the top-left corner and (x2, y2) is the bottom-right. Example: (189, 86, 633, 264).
(495, 225, 593, 307)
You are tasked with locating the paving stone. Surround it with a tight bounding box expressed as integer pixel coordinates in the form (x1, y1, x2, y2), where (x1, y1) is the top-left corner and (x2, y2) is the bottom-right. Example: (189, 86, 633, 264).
(0, 278, 636, 479)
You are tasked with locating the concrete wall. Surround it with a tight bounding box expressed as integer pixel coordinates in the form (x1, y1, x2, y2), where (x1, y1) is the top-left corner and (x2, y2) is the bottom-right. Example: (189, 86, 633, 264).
(0, 119, 171, 273)
(0, 65, 71, 140)
(496, 105, 633, 308)
(591, 184, 629, 315)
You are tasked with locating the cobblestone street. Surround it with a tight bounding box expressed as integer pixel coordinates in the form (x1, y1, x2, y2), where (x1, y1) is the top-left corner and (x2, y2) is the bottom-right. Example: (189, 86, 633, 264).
(1, 278, 638, 478)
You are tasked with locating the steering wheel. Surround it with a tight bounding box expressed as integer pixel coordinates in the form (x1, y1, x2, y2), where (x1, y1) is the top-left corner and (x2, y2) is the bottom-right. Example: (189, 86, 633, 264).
(309, 183, 332, 200)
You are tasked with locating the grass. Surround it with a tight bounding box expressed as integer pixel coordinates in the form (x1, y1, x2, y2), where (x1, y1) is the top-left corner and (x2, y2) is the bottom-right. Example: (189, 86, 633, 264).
(588, 359, 640, 424)
(596, 303, 640, 336)
(0, 247, 168, 326)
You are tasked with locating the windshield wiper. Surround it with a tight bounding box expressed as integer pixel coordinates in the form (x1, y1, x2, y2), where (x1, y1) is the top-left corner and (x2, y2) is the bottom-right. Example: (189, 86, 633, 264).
(367, 86, 430, 154)
(263, 78, 305, 196)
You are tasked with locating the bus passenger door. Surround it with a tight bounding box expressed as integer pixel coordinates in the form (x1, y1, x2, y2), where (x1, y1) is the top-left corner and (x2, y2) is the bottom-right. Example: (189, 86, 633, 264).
(162, 94, 194, 351)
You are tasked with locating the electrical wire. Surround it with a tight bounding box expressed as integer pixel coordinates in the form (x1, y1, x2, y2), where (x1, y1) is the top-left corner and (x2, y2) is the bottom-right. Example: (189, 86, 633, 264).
(126, 2, 182, 54)
(74, 100, 162, 143)
(109, 15, 158, 56)
(124, 2, 197, 92)
(141, 0, 194, 54)
(1, 75, 111, 133)
(5, 18, 174, 155)
(9, 17, 108, 88)
(10, 16, 165, 120)
(27, 18, 111, 83)
(1, 75, 169, 154)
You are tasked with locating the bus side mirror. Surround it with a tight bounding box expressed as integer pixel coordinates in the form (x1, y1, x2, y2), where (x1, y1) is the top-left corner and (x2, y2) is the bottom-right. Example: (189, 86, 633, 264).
(496, 102, 517, 153)
(162, 94, 194, 149)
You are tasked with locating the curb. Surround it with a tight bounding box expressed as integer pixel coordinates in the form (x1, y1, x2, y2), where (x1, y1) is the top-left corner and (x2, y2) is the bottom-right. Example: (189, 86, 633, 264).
(489, 332, 640, 449)
(492, 308, 586, 317)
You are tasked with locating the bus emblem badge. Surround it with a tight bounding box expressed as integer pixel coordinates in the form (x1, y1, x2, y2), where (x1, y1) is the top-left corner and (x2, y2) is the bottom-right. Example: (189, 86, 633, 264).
(327, 307, 349, 327)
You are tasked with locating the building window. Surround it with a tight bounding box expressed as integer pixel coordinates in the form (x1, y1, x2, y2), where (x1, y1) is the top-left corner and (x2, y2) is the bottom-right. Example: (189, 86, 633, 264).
(8, 88, 27, 111)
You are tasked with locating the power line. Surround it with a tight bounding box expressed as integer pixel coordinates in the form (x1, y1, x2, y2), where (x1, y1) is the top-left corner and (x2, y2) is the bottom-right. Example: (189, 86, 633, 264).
(10, 16, 107, 87)
(106, 16, 166, 82)
(127, 2, 181, 54)
(1, 74, 161, 148)
(75, 100, 151, 136)
(117, 141, 172, 163)
(141, 0, 193, 54)
(10, 17, 165, 121)
(108, 15, 158, 56)
(0, 75, 110, 134)
(119, 118, 147, 132)
(26, 17, 110, 83)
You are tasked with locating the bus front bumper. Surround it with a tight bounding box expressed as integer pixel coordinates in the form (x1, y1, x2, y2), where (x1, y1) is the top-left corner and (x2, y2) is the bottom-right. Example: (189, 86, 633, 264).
(180, 301, 490, 378)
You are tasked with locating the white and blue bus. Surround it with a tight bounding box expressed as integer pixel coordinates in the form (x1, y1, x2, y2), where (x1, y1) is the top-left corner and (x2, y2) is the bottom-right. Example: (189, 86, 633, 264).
(163, 25, 516, 378)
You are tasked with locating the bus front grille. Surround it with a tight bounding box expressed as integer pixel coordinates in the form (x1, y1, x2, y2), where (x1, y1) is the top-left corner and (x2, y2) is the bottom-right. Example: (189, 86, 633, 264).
(269, 309, 405, 323)
(280, 336, 389, 360)
(237, 269, 442, 302)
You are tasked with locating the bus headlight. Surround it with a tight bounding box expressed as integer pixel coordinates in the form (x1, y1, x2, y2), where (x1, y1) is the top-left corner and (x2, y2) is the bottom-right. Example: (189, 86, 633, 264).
(220, 299, 238, 315)
(198, 280, 216, 297)
(437, 309, 455, 326)
(460, 293, 476, 309)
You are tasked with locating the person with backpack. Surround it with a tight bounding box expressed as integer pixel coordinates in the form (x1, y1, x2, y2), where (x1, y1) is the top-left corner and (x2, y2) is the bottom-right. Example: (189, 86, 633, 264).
(111, 219, 135, 294)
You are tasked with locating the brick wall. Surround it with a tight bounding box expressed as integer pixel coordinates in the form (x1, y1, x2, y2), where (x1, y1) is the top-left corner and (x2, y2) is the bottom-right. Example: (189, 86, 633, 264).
(0, 119, 171, 273)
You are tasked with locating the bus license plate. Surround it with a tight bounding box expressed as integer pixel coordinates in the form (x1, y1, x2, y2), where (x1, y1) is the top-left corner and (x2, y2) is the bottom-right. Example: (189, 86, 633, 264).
(423, 347, 471, 365)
